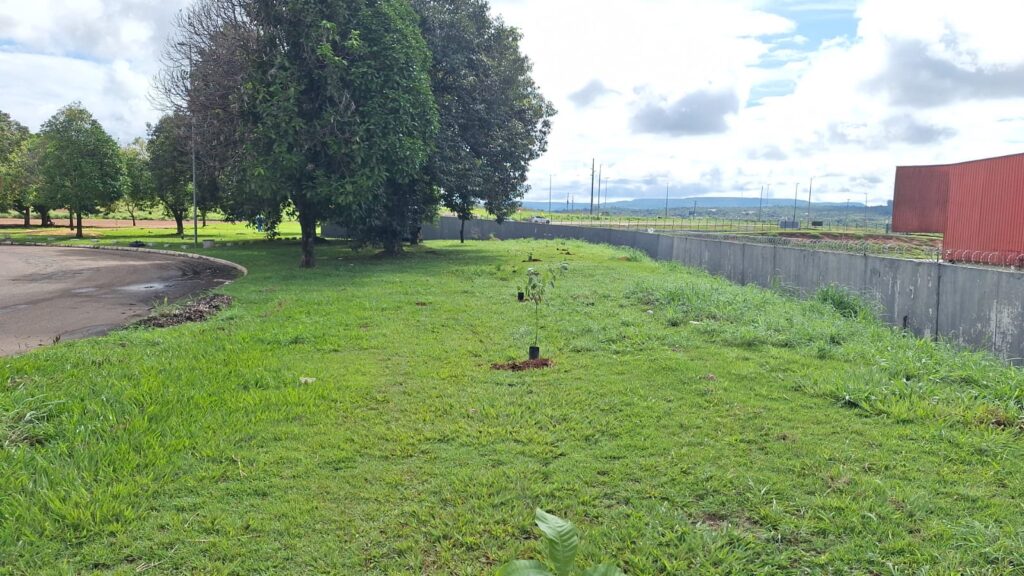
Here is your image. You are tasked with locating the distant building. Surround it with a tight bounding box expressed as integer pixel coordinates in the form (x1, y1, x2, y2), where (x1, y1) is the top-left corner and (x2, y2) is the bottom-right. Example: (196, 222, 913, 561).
(892, 153, 1024, 266)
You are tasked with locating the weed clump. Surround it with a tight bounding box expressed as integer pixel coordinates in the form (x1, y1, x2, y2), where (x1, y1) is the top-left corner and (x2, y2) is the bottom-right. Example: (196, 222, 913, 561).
(815, 284, 877, 320)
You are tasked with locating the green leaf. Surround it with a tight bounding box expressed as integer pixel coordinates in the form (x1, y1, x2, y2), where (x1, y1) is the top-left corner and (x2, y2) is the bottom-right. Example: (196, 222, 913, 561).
(496, 560, 554, 576)
(582, 564, 627, 576)
(534, 509, 579, 576)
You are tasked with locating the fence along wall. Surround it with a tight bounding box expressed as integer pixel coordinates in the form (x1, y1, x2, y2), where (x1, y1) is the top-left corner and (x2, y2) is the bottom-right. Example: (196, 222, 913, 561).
(404, 217, 1024, 363)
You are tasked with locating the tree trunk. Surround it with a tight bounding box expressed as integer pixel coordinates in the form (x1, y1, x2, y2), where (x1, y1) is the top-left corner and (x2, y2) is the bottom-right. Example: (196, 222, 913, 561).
(69, 210, 74, 230)
(299, 212, 317, 268)
(175, 213, 185, 236)
(202, 211, 207, 227)
(408, 226, 421, 246)
(383, 235, 403, 256)
(129, 209, 136, 227)
(460, 217, 466, 244)
(75, 212, 83, 239)
(22, 208, 29, 227)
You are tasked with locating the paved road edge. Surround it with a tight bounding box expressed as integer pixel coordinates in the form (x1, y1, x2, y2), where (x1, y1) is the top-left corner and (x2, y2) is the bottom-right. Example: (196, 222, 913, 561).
(7, 243, 249, 280)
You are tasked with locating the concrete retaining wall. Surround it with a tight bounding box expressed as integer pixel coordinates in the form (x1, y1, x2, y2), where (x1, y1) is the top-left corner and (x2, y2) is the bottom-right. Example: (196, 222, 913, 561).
(324, 218, 1024, 362)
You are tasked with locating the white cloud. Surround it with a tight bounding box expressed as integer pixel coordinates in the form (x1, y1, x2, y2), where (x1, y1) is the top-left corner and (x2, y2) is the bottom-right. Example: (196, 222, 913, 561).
(491, 0, 1024, 204)
(2, 0, 1024, 205)
(0, 0, 189, 140)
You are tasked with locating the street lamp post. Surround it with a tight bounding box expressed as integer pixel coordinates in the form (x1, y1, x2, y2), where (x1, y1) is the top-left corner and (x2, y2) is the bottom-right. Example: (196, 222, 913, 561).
(181, 42, 199, 248)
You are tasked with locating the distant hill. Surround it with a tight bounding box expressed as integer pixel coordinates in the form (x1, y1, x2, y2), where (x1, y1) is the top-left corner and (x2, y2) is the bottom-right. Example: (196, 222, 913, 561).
(522, 196, 867, 213)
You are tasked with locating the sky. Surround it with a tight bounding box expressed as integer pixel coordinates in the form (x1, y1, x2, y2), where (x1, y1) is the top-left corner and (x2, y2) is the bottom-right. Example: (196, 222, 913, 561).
(2, 0, 1024, 205)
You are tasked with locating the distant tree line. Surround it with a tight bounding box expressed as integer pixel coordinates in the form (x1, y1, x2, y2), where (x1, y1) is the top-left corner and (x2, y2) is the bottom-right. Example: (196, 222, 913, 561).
(154, 0, 554, 266)
(0, 0, 554, 266)
(0, 104, 211, 239)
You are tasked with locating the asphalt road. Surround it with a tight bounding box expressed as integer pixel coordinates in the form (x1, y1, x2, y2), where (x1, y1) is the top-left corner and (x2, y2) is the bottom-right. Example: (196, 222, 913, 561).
(0, 246, 239, 357)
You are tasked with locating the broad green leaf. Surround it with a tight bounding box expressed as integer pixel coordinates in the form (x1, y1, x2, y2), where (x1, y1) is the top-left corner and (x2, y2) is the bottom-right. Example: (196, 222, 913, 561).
(534, 509, 579, 576)
(582, 564, 627, 576)
(496, 559, 554, 576)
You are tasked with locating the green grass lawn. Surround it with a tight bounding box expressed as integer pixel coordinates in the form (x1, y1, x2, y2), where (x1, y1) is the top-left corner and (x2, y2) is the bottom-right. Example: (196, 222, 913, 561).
(2, 235, 1023, 574)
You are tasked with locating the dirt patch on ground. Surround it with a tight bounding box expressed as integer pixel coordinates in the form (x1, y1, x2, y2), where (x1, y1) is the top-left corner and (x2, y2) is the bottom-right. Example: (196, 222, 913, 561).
(777, 231, 942, 248)
(491, 358, 554, 371)
(136, 294, 234, 328)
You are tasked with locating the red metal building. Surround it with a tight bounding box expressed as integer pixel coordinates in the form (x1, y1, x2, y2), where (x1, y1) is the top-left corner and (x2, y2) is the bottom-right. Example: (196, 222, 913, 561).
(892, 153, 1024, 266)
(892, 165, 950, 234)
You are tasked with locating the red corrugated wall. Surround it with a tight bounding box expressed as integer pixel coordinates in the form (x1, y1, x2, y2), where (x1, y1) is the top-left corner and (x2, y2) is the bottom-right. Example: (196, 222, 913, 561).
(892, 165, 950, 233)
(944, 153, 1024, 265)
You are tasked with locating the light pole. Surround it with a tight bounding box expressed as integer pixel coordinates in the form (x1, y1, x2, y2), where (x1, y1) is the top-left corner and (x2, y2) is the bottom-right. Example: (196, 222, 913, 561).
(180, 42, 199, 248)
(807, 177, 814, 223)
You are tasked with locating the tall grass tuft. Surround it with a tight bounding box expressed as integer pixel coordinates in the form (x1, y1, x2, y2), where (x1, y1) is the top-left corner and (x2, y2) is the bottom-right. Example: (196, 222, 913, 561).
(814, 284, 877, 320)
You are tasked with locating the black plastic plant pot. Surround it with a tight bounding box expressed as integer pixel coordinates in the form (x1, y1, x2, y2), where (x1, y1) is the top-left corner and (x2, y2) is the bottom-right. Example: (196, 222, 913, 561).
(529, 346, 541, 360)
(518, 292, 526, 302)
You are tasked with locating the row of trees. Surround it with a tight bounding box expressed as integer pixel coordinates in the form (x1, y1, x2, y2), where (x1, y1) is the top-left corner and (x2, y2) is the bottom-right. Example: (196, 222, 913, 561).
(155, 0, 554, 266)
(0, 106, 208, 238)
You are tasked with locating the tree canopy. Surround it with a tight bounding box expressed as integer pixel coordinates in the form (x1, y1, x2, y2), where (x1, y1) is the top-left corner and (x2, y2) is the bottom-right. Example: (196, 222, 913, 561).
(37, 103, 123, 238)
(412, 0, 554, 240)
(155, 0, 552, 265)
(121, 138, 156, 226)
(148, 113, 194, 235)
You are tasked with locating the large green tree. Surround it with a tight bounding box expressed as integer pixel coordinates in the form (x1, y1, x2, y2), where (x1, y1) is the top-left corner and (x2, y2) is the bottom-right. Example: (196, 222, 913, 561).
(0, 137, 46, 225)
(38, 104, 123, 238)
(120, 138, 156, 226)
(341, 0, 439, 254)
(161, 0, 439, 266)
(147, 114, 193, 235)
(412, 0, 554, 243)
(0, 111, 32, 222)
(242, 0, 437, 265)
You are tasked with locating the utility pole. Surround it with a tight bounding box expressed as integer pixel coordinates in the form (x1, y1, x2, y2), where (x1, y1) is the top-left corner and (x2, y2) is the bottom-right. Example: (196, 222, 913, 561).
(589, 159, 595, 215)
(864, 192, 869, 229)
(807, 177, 814, 222)
(663, 181, 671, 219)
(758, 185, 764, 222)
(548, 175, 552, 213)
(597, 164, 602, 214)
(792, 182, 799, 224)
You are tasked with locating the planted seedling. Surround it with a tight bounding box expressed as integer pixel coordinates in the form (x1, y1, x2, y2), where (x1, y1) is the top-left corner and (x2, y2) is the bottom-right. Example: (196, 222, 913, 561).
(524, 262, 568, 360)
(496, 509, 626, 576)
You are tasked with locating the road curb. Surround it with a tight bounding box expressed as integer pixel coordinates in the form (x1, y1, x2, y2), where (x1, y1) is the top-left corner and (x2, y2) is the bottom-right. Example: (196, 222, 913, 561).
(5, 242, 249, 279)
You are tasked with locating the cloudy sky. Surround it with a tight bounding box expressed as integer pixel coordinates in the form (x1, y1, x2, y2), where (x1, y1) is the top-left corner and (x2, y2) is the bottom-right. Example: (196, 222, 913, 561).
(2, 0, 1023, 204)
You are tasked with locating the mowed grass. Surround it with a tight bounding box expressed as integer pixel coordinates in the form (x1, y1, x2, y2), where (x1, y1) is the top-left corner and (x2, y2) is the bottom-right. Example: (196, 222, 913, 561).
(2, 237, 1023, 574)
